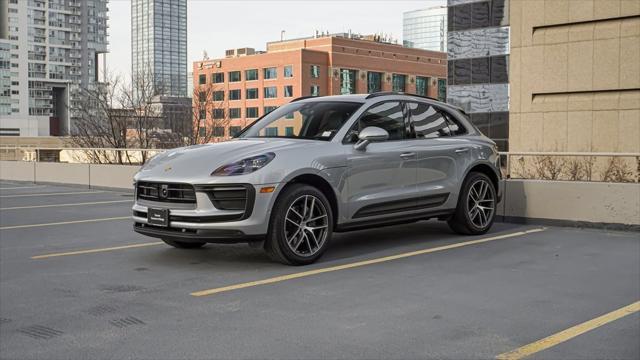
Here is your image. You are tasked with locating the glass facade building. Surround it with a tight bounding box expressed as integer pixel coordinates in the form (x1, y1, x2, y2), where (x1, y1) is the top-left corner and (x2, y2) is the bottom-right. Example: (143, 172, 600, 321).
(131, 0, 187, 98)
(403, 6, 448, 52)
(446, 0, 509, 151)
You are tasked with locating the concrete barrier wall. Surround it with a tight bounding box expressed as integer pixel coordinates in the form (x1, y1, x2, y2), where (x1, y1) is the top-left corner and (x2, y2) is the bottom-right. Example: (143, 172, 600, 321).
(503, 180, 640, 226)
(0, 161, 35, 182)
(35, 162, 89, 186)
(1, 161, 638, 227)
(89, 164, 139, 189)
(0, 160, 139, 190)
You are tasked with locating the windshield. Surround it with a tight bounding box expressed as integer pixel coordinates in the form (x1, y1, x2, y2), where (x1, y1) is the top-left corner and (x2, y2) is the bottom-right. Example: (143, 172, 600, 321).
(239, 101, 362, 141)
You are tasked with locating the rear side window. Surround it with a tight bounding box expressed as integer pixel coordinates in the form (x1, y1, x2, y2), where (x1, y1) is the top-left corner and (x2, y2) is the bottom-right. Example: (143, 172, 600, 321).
(347, 101, 406, 142)
(407, 102, 466, 138)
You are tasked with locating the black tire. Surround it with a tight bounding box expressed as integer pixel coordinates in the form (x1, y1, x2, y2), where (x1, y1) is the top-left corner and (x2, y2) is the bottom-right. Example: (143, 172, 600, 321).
(448, 172, 497, 235)
(264, 184, 333, 265)
(161, 238, 206, 249)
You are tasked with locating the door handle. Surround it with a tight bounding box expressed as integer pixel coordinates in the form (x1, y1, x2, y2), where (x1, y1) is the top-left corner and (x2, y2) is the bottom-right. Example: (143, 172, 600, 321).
(400, 152, 416, 159)
(454, 148, 470, 154)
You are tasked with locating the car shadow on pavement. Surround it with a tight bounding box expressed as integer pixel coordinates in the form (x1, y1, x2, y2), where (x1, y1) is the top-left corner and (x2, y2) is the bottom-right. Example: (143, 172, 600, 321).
(322, 220, 524, 263)
(135, 220, 526, 269)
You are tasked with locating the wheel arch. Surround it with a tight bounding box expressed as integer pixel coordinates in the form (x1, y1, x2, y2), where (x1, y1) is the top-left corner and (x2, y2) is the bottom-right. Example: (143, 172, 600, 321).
(463, 162, 501, 200)
(279, 172, 340, 225)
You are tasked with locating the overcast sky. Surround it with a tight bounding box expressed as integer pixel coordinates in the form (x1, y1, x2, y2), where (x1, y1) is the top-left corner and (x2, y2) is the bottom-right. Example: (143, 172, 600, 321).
(107, 0, 445, 77)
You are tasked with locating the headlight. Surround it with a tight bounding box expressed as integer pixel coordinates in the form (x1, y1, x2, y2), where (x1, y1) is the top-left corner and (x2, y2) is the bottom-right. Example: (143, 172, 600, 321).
(211, 153, 275, 176)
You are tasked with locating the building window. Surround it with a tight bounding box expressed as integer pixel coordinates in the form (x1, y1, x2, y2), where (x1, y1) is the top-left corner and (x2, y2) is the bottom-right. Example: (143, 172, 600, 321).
(198, 91, 207, 102)
(246, 88, 258, 99)
(392, 74, 406, 92)
(310, 65, 320, 78)
(198, 74, 206, 85)
(285, 127, 294, 136)
(284, 65, 293, 78)
(213, 108, 225, 119)
(264, 106, 278, 114)
(367, 72, 382, 93)
(229, 89, 241, 100)
(212, 73, 224, 83)
(229, 108, 241, 118)
(213, 126, 225, 137)
(265, 127, 278, 136)
(229, 126, 242, 137)
(310, 85, 320, 97)
(199, 109, 207, 119)
(437, 79, 446, 101)
(264, 86, 277, 98)
(213, 91, 224, 101)
(415, 76, 429, 96)
(245, 69, 258, 81)
(246, 107, 259, 118)
(199, 127, 206, 137)
(284, 85, 294, 97)
(340, 69, 357, 94)
(229, 71, 241, 82)
(263, 67, 277, 80)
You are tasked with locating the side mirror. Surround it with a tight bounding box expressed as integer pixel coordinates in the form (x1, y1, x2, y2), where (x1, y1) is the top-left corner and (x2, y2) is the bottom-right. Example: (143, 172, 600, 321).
(353, 126, 389, 151)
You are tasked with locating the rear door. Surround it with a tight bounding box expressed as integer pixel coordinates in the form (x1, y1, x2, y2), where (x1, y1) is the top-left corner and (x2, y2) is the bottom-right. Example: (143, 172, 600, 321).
(406, 102, 470, 209)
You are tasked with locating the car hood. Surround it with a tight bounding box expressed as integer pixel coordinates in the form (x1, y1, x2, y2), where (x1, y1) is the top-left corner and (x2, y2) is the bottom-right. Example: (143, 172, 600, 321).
(135, 138, 318, 181)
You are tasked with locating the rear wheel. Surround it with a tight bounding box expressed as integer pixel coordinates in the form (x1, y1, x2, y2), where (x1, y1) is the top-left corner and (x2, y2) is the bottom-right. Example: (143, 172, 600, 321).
(161, 238, 206, 249)
(265, 184, 333, 265)
(448, 172, 496, 235)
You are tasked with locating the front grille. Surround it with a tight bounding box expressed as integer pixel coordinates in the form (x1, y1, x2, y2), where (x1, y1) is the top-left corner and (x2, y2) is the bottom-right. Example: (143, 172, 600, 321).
(136, 182, 196, 204)
(133, 211, 245, 223)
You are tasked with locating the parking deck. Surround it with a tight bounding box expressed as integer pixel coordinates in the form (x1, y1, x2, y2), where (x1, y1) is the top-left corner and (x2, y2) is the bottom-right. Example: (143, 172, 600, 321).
(0, 181, 638, 359)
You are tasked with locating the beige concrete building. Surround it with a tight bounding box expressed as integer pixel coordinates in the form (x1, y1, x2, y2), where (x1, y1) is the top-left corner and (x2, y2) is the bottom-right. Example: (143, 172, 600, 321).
(509, 0, 639, 177)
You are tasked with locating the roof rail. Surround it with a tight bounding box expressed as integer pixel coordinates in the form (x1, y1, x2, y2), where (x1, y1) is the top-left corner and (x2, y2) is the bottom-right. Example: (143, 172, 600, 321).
(365, 91, 440, 102)
(290, 95, 318, 102)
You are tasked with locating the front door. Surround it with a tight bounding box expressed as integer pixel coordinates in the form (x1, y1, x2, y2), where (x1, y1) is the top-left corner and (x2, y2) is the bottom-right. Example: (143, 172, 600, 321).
(344, 101, 419, 220)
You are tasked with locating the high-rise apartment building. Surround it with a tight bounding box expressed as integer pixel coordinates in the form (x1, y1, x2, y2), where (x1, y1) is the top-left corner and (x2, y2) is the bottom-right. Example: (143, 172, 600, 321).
(0, 0, 109, 137)
(446, 0, 510, 151)
(193, 33, 447, 141)
(131, 0, 187, 98)
(403, 6, 448, 52)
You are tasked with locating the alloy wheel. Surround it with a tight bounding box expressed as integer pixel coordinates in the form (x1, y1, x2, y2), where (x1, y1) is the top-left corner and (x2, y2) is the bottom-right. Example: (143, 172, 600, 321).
(284, 195, 329, 257)
(467, 179, 495, 229)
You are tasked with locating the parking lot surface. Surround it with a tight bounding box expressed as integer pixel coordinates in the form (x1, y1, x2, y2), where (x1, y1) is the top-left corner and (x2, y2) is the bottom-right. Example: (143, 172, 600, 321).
(0, 181, 638, 360)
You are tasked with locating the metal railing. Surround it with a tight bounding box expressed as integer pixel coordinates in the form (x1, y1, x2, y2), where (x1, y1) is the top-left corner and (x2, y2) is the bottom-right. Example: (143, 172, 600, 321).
(500, 151, 640, 183)
(1, 146, 639, 183)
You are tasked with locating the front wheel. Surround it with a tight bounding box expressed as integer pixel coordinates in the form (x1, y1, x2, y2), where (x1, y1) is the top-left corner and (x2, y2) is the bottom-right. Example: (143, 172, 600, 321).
(161, 238, 206, 249)
(265, 184, 333, 265)
(448, 172, 497, 235)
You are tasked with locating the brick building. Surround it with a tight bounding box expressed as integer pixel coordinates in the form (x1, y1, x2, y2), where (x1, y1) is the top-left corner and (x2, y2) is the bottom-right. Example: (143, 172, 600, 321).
(192, 33, 447, 140)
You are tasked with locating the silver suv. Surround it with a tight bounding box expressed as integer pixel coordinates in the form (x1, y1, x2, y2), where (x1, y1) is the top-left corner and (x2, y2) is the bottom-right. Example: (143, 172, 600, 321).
(133, 93, 502, 265)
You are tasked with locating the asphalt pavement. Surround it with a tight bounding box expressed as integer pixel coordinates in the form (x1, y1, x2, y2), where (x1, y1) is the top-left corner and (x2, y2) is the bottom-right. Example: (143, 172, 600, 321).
(0, 180, 638, 360)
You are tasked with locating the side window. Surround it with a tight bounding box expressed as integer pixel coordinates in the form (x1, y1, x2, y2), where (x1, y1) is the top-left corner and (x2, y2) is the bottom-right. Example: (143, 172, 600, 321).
(441, 110, 467, 136)
(407, 102, 451, 139)
(347, 101, 406, 142)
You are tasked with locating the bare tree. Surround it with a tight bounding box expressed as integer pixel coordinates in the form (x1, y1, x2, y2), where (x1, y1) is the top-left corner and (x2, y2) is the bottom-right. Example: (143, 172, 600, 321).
(67, 74, 131, 164)
(170, 82, 231, 146)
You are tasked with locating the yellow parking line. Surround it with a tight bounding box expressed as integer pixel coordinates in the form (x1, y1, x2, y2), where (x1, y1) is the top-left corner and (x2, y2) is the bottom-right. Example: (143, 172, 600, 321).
(191, 227, 546, 297)
(0, 216, 130, 230)
(31, 241, 163, 259)
(0, 191, 105, 198)
(0, 199, 132, 210)
(496, 301, 640, 360)
(0, 185, 46, 190)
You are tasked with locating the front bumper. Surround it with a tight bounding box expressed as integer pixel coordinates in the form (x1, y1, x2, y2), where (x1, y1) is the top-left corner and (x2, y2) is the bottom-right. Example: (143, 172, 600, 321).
(132, 182, 279, 242)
